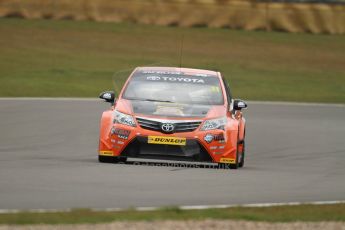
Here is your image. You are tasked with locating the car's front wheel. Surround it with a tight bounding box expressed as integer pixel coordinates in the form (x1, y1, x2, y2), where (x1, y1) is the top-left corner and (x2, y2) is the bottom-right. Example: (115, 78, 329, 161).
(239, 140, 245, 168)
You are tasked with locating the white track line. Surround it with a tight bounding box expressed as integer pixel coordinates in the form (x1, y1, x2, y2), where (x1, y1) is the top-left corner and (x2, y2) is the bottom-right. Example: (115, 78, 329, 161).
(0, 200, 344, 214)
(0, 97, 344, 107)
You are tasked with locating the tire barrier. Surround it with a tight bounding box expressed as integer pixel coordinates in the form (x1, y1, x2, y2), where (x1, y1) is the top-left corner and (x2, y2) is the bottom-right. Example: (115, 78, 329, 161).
(0, 0, 344, 34)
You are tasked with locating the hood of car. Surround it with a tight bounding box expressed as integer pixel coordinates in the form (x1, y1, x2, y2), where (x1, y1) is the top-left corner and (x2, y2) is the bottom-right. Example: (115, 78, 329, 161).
(115, 99, 226, 119)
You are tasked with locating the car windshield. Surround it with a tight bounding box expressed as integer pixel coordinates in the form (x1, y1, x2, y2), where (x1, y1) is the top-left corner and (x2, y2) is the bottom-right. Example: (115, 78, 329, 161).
(122, 70, 224, 105)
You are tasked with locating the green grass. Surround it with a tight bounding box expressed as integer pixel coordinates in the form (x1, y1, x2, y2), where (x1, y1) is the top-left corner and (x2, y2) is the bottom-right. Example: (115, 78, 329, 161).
(0, 204, 344, 225)
(0, 18, 345, 103)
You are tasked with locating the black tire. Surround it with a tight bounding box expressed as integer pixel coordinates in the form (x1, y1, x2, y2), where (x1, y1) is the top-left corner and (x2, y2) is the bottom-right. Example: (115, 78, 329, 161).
(239, 129, 246, 168)
(239, 140, 245, 168)
(98, 155, 127, 163)
(98, 155, 116, 163)
(118, 156, 128, 163)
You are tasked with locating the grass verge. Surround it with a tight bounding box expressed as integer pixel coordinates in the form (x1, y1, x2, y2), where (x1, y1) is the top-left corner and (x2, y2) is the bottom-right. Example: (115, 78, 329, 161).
(0, 204, 344, 225)
(0, 18, 345, 102)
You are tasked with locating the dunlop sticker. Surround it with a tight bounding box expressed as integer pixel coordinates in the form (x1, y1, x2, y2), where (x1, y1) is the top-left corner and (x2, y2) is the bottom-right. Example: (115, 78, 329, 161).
(148, 136, 186, 146)
(219, 158, 235, 163)
(210, 86, 220, 92)
(99, 151, 113, 156)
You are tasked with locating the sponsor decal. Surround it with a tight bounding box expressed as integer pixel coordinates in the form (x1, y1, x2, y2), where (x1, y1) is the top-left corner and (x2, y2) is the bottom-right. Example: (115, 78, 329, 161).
(103, 92, 112, 100)
(111, 128, 131, 139)
(146, 76, 160, 81)
(204, 133, 224, 144)
(117, 140, 125, 145)
(210, 86, 220, 93)
(141, 71, 213, 78)
(142, 71, 182, 75)
(141, 71, 213, 77)
(204, 134, 214, 143)
(195, 73, 209, 77)
(238, 101, 246, 108)
(219, 145, 225, 149)
(220, 158, 235, 163)
(214, 133, 225, 142)
(210, 146, 217, 150)
(146, 76, 205, 84)
(111, 139, 116, 143)
(148, 136, 186, 146)
(213, 152, 223, 155)
(99, 150, 113, 156)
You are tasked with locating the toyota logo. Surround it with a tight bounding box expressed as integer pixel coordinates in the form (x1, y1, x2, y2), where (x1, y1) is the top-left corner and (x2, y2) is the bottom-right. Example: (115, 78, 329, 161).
(161, 123, 175, 133)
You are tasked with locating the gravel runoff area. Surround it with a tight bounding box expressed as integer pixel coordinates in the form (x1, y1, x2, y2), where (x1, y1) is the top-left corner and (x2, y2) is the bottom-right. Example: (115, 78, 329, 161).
(0, 220, 344, 230)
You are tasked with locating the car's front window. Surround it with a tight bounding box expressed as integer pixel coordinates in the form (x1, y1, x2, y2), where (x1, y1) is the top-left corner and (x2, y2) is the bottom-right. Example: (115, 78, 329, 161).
(122, 70, 224, 105)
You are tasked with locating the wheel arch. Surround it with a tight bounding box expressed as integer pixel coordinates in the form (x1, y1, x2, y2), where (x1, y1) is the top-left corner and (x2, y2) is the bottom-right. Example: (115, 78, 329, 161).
(99, 110, 113, 151)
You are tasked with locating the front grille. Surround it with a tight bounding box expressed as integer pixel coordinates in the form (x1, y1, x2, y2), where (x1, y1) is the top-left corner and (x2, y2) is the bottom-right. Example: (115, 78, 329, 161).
(121, 137, 213, 162)
(136, 117, 201, 133)
(136, 117, 160, 130)
(174, 122, 202, 132)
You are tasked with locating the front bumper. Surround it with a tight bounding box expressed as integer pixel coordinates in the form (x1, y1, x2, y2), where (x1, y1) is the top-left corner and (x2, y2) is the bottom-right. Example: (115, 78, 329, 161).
(99, 124, 238, 163)
(120, 136, 213, 162)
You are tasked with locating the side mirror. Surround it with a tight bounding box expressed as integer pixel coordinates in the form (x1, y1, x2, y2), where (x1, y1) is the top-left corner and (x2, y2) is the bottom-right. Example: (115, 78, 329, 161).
(99, 91, 115, 103)
(233, 99, 247, 111)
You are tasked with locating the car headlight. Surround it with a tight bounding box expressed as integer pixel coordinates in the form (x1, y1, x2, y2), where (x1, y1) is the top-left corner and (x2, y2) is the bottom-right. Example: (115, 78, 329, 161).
(113, 110, 136, 127)
(200, 116, 227, 131)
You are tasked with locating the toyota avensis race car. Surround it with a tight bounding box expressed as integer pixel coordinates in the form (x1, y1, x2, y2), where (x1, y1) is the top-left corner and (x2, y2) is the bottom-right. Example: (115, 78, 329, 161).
(98, 67, 247, 169)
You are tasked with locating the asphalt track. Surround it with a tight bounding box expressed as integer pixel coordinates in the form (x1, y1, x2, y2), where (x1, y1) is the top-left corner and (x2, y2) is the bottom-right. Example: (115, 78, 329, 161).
(0, 99, 344, 210)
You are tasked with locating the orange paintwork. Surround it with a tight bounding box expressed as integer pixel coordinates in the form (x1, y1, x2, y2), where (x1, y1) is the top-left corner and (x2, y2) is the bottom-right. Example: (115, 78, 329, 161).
(99, 67, 246, 164)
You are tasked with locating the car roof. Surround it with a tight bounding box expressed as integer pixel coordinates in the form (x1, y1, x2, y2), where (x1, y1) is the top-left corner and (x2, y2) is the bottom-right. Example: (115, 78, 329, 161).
(136, 66, 219, 77)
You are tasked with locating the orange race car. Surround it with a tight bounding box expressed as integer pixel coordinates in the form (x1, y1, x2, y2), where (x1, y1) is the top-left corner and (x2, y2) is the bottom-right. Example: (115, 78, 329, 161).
(98, 67, 247, 169)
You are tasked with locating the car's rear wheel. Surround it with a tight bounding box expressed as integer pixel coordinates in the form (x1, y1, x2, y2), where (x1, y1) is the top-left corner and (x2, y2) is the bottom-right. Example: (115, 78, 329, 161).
(98, 155, 127, 163)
